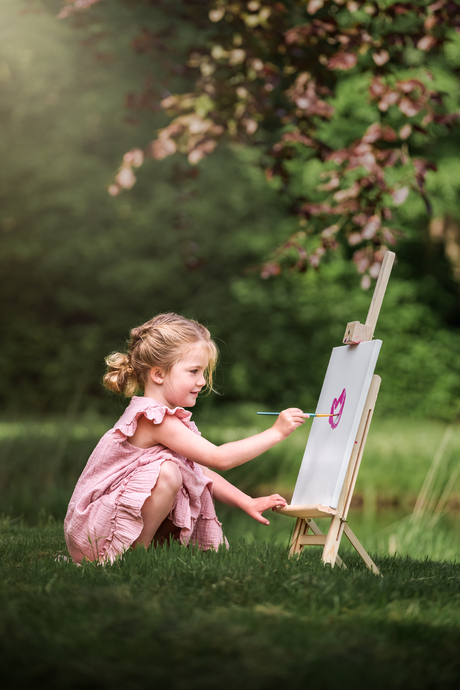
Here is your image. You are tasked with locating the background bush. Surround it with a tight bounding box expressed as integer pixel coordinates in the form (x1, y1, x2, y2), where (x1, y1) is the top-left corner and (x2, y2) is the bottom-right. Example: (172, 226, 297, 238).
(1, 0, 460, 420)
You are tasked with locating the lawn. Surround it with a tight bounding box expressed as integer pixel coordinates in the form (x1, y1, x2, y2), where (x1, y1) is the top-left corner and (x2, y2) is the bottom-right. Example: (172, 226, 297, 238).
(1, 522, 460, 689)
(1, 406, 460, 687)
(2, 403, 459, 558)
(2, 403, 460, 518)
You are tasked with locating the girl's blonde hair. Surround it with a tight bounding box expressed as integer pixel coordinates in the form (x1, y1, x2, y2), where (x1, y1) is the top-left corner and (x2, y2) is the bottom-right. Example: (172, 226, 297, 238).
(103, 313, 218, 397)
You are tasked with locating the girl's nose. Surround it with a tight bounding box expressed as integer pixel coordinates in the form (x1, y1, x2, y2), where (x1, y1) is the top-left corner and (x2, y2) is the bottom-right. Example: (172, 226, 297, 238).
(197, 375, 206, 387)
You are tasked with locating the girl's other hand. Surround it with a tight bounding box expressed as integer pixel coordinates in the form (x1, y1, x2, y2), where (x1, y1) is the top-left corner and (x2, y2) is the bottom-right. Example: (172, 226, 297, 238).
(273, 408, 309, 439)
(245, 494, 288, 525)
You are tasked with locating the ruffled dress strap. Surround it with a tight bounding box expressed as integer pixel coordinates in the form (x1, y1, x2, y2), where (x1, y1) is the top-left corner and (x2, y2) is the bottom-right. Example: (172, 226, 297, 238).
(111, 396, 200, 439)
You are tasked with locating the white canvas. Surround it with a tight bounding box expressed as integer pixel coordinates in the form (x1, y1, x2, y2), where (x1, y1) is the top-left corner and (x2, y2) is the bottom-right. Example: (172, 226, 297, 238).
(291, 340, 382, 509)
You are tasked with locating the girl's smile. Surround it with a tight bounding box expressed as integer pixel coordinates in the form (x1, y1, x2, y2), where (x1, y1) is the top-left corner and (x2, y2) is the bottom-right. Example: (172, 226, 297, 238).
(147, 343, 209, 409)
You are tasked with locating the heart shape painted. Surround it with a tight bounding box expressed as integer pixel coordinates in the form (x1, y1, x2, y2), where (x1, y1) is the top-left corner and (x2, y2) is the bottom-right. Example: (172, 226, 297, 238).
(329, 388, 346, 429)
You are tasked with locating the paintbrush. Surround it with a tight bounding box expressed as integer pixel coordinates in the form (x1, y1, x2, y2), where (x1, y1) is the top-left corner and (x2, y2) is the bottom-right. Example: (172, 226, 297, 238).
(256, 412, 339, 417)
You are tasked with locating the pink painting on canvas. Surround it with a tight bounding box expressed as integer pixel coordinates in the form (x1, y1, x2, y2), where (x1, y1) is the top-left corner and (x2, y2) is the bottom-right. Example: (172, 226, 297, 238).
(329, 388, 346, 429)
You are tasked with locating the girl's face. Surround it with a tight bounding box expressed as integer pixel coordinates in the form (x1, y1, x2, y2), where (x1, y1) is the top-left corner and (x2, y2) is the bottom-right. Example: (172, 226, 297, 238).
(159, 343, 209, 409)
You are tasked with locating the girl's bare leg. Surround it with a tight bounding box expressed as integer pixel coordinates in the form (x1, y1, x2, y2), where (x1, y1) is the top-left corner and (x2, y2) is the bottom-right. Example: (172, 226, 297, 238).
(132, 461, 182, 549)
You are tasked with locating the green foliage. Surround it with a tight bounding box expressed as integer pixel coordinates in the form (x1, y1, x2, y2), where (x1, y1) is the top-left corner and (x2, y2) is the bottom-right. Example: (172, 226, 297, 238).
(1, 1, 460, 418)
(0, 1, 293, 412)
(125, 0, 460, 281)
(216, 256, 460, 418)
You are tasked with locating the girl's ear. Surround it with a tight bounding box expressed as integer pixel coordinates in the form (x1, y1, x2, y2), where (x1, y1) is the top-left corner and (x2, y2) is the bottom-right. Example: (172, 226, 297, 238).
(150, 367, 164, 385)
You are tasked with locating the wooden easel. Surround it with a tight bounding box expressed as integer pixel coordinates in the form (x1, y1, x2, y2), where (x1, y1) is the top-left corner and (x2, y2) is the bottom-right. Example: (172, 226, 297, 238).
(276, 251, 395, 575)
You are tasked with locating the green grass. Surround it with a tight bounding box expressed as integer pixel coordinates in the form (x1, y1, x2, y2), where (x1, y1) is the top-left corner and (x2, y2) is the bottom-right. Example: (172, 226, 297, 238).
(1, 521, 460, 689)
(2, 408, 460, 686)
(2, 404, 460, 522)
(1, 405, 460, 562)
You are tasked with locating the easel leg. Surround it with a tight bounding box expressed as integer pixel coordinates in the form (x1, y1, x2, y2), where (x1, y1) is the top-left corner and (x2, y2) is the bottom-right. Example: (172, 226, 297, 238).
(343, 524, 380, 575)
(308, 518, 346, 569)
(289, 517, 305, 556)
(322, 515, 347, 569)
(290, 517, 347, 569)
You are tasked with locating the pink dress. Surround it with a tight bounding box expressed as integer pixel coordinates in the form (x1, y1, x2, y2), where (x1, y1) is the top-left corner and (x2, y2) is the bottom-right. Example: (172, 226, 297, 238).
(64, 396, 226, 564)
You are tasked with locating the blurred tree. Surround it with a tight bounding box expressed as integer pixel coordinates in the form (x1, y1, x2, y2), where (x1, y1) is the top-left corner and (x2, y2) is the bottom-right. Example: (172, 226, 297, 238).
(0, 0, 301, 413)
(60, 0, 460, 286)
(1, 0, 459, 420)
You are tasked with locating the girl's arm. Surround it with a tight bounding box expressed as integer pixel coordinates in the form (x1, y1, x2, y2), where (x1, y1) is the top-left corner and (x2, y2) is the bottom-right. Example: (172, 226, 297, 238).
(202, 467, 287, 525)
(145, 408, 308, 471)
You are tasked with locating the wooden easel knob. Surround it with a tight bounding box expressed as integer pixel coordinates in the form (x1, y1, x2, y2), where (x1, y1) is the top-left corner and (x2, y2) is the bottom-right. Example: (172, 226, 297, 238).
(343, 321, 373, 345)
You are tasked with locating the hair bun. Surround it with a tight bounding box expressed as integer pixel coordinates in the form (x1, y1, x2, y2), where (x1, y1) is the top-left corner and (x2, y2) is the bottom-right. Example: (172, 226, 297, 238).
(104, 312, 218, 397)
(103, 352, 139, 396)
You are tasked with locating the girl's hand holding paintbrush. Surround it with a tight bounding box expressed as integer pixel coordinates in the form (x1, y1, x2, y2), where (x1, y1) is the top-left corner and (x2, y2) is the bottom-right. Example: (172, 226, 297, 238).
(271, 408, 311, 439)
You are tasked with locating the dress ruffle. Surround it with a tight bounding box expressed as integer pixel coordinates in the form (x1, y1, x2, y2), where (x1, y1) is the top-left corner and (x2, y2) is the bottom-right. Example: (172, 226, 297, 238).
(64, 397, 227, 564)
(113, 396, 199, 439)
(98, 460, 165, 563)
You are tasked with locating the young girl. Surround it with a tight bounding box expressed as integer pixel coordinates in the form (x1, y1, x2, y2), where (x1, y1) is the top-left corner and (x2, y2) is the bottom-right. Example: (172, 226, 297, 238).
(64, 313, 308, 564)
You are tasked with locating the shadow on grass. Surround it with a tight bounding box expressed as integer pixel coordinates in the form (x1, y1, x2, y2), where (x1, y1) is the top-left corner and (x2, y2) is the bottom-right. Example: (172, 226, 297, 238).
(1, 523, 460, 689)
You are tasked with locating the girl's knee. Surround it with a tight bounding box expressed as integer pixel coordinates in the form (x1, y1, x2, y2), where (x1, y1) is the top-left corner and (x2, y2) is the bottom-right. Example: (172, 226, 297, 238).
(158, 461, 182, 494)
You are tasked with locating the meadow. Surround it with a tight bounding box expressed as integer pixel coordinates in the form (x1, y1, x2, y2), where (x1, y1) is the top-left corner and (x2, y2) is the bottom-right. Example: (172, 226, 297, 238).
(1, 405, 460, 687)
(2, 527, 460, 690)
(2, 403, 460, 557)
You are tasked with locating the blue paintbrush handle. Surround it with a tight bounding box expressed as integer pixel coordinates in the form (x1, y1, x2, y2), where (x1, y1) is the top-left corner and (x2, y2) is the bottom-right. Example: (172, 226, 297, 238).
(256, 412, 336, 417)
